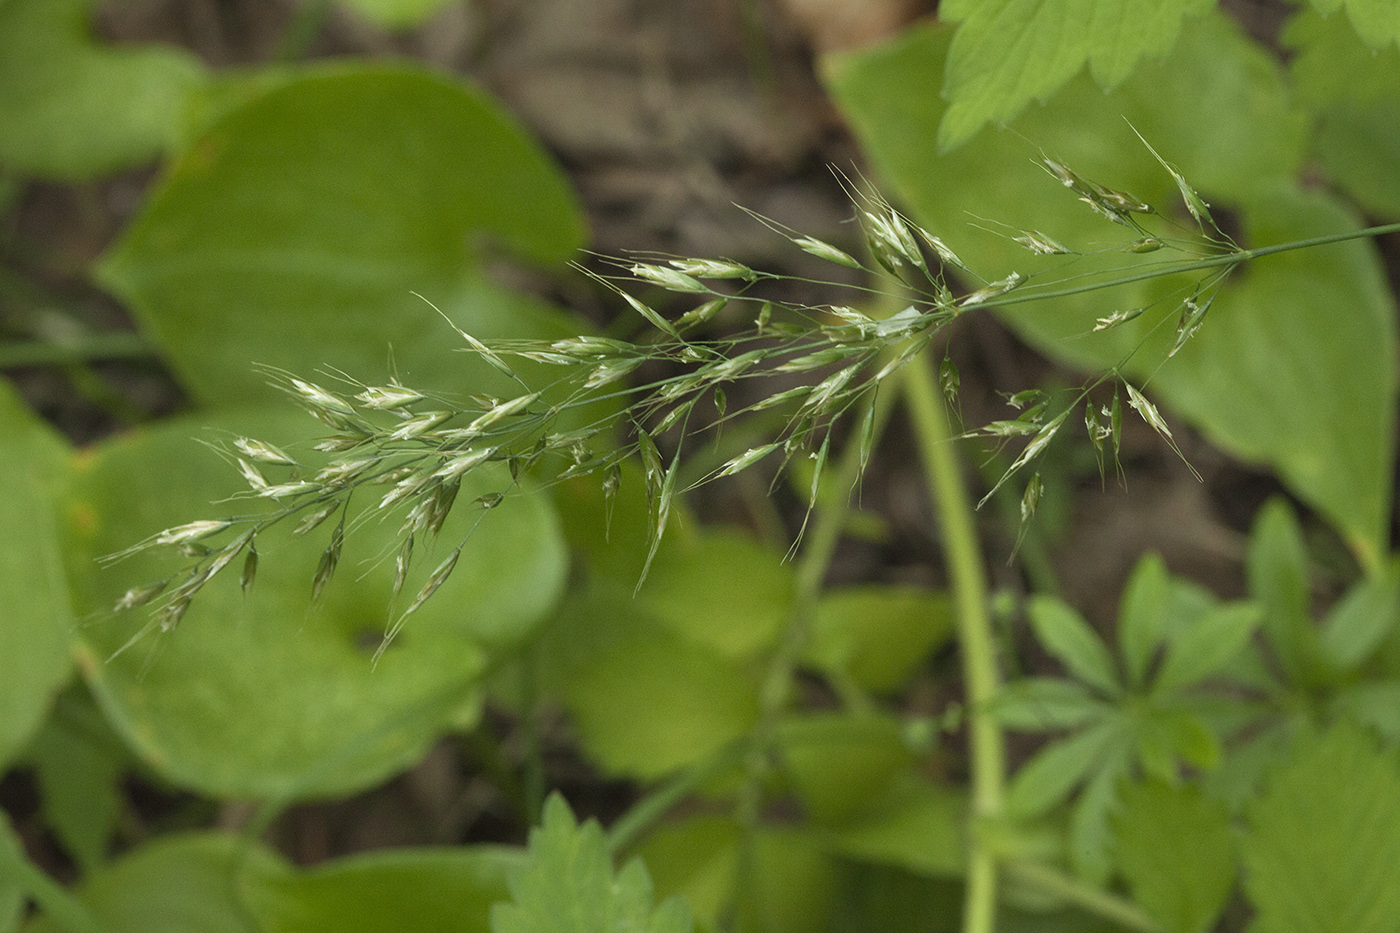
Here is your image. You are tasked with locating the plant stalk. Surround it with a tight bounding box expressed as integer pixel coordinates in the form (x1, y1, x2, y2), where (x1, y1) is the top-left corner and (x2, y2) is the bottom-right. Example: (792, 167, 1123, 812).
(992, 221, 1400, 312)
(1004, 859, 1162, 933)
(903, 359, 1005, 933)
(0, 333, 151, 369)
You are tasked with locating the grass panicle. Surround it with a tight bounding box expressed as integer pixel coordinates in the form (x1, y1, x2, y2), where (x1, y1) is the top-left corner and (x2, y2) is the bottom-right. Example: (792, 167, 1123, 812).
(108, 144, 1363, 652)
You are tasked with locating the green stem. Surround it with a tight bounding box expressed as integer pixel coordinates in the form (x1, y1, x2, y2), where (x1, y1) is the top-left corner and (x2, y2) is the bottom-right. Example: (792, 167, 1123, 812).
(0, 333, 152, 369)
(519, 646, 546, 826)
(1003, 860, 1162, 933)
(992, 222, 1400, 312)
(606, 737, 752, 856)
(903, 360, 1005, 933)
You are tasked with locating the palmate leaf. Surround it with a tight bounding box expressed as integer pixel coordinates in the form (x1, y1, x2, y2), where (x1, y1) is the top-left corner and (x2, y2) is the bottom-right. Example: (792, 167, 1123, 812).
(491, 796, 693, 933)
(1026, 596, 1120, 695)
(1113, 779, 1235, 933)
(937, 0, 1214, 148)
(1243, 722, 1400, 933)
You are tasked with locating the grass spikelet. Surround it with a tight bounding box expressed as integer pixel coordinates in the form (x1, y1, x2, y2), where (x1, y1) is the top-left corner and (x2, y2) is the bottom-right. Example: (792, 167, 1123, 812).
(236, 458, 268, 492)
(1013, 229, 1072, 255)
(1124, 382, 1172, 440)
(978, 410, 1068, 508)
(375, 545, 462, 666)
(288, 378, 356, 417)
(311, 519, 344, 607)
(258, 480, 320, 500)
(676, 298, 728, 331)
(791, 235, 862, 269)
(113, 580, 168, 613)
(356, 384, 424, 410)
(294, 500, 341, 535)
(241, 543, 258, 596)
(386, 411, 451, 442)
(621, 291, 681, 339)
(668, 258, 754, 280)
(1093, 307, 1145, 332)
(958, 272, 1025, 309)
(716, 443, 782, 478)
(233, 437, 297, 466)
(629, 262, 707, 293)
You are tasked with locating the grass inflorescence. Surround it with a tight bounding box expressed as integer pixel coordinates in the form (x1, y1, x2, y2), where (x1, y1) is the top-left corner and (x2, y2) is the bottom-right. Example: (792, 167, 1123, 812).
(104, 147, 1389, 655)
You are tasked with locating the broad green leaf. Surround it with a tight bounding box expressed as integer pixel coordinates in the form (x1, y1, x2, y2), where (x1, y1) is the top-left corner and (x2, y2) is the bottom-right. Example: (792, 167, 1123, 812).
(804, 585, 955, 693)
(1307, 0, 1400, 48)
(993, 677, 1109, 731)
(778, 713, 913, 825)
(492, 795, 693, 933)
(1320, 562, 1400, 672)
(937, 0, 1214, 149)
(826, 16, 1397, 562)
(341, 0, 457, 28)
(0, 0, 205, 178)
(1116, 554, 1170, 687)
(1151, 602, 1260, 695)
(827, 773, 966, 878)
(1243, 722, 1400, 933)
(22, 833, 287, 933)
(96, 65, 586, 407)
(1026, 596, 1119, 695)
(245, 846, 520, 933)
(1007, 720, 1119, 818)
(1310, 99, 1400, 218)
(541, 585, 758, 779)
(1113, 779, 1234, 933)
(1286, 8, 1400, 217)
(61, 408, 565, 799)
(0, 383, 73, 769)
(1155, 187, 1397, 570)
(635, 531, 793, 661)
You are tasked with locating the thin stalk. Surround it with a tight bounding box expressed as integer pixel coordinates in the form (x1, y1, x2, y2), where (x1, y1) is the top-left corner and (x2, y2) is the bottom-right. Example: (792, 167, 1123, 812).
(1004, 860, 1162, 933)
(993, 221, 1400, 312)
(518, 646, 546, 826)
(903, 359, 1005, 933)
(606, 737, 751, 856)
(0, 333, 151, 369)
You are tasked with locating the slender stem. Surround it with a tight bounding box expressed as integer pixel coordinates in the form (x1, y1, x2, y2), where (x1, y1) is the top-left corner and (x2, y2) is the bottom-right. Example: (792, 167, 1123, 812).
(991, 222, 1400, 312)
(903, 359, 1005, 933)
(519, 646, 546, 826)
(0, 333, 152, 369)
(1003, 860, 1162, 933)
(606, 737, 752, 856)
